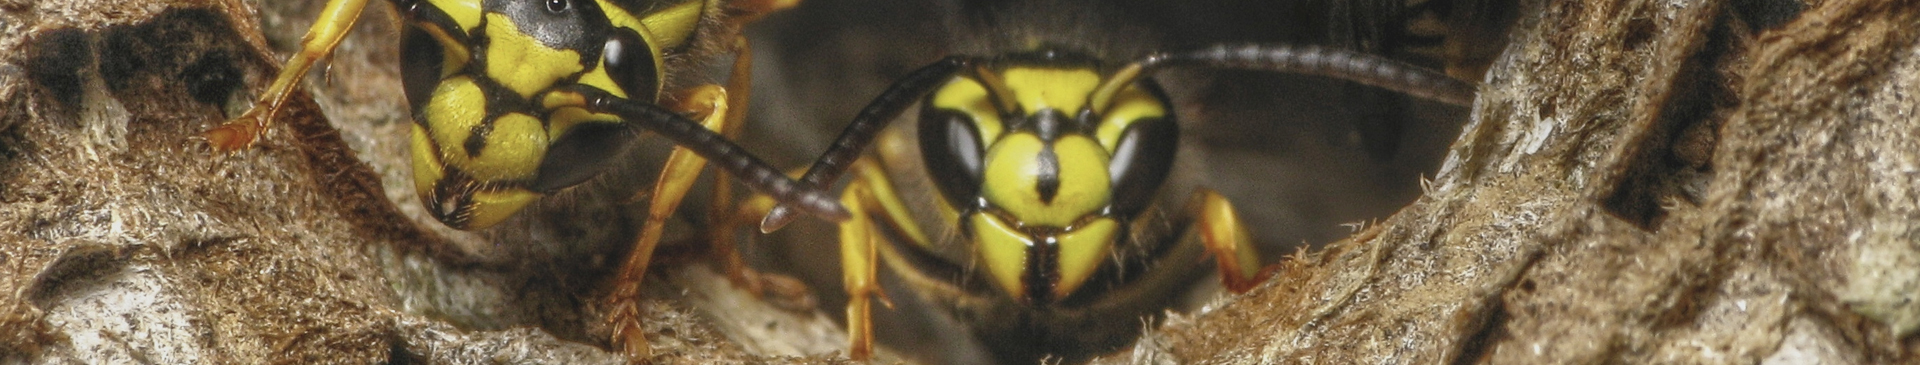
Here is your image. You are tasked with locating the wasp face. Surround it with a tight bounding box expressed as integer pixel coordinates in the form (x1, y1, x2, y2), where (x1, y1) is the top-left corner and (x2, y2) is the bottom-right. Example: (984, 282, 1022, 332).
(396, 0, 698, 229)
(918, 51, 1180, 304)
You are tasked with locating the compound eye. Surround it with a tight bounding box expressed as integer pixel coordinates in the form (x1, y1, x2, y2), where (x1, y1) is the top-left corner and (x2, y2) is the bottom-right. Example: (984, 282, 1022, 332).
(602, 29, 660, 102)
(920, 106, 987, 209)
(398, 27, 443, 114)
(545, 0, 570, 13)
(1106, 117, 1178, 218)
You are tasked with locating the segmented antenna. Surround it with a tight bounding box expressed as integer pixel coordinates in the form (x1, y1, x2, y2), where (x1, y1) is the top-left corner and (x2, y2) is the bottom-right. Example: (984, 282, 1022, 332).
(759, 56, 974, 232)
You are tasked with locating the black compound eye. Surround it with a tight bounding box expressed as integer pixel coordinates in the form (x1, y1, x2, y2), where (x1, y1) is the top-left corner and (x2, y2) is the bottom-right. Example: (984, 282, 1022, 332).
(399, 27, 444, 114)
(1106, 117, 1178, 218)
(920, 106, 988, 209)
(602, 29, 660, 102)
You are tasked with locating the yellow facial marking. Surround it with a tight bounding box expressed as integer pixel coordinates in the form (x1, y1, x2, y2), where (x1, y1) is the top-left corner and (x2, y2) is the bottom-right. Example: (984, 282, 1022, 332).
(573, 66, 630, 99)
(981, 134, 1111, 227)
(460, 113, 550, 183)
(424, 0, 483, 33)
(1094, 84, 1167, 151)
(1001, 67, 1101, 113)
(545, 107, 622, 141)
(972, 212, 1030, 298)
(464, 188, 542, 229)
(483, 13, 585, 97)
(423, 76, 487, 161)
(1053, 217, 1117, 299)
(930, 77, 1006, 141)
(409, 124, 446, 197)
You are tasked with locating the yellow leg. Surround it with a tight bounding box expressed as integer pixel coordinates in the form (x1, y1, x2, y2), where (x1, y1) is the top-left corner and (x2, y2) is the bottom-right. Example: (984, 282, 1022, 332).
(725, 0, 803, 24)
(838, 180, 881, 361)
(834, 156, 929, 360)
(207, 0, 371, 151)
(1189, 189, 1273, 293)
(707, 36, 757, 290)
(691, 38, 821, 310)
(605, 84, 733, 363)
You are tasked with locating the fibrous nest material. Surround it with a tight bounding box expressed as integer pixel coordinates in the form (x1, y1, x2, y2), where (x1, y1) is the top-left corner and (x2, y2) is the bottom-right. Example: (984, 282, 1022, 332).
(3, 0, 1918, 364)
(1100, 0, 1920, 363)
(0, 0, 853, 363)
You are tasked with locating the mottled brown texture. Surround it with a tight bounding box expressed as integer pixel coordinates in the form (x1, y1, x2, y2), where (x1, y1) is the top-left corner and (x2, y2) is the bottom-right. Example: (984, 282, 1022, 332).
(8, 0, 1918, 363)
(0, 0, 861, 363)
(1098, 0, 1920, 364)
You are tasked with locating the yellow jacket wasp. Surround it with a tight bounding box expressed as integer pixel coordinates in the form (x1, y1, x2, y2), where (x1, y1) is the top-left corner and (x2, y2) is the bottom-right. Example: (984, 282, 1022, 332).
(755, 1, 1477, 362)
(206, 0, 844, 361)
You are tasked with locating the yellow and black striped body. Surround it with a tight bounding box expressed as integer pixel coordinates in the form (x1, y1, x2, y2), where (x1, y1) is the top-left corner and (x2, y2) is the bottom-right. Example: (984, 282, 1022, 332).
(397, 0, 709, 229)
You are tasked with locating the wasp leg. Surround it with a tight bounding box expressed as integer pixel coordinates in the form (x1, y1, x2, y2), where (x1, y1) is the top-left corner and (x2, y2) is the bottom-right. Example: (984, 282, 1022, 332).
(605, 83, 735, 363)
(1187, 189, 1274, 293)
(705, 37, 754, 294)
(691, 38, 820, 310)
(725, 0, 801, 24)
(208, 0, 372, 151)
(835, 156, 931, 360)
(839, 182, 880, 360)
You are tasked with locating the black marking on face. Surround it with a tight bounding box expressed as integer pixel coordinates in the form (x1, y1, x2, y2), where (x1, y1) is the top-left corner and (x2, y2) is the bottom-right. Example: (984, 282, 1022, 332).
(464, 121, 493, 157)
(427, 166, 479, 229)
(1035, 146, 1061, 204)
(1030, 108, 1069, 142)
(1023, 234, 1060, 304)
(471, 73, 529, 117)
